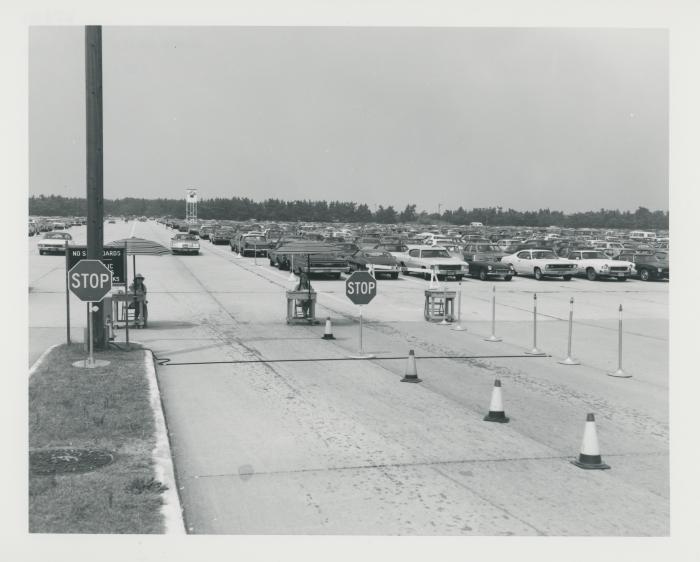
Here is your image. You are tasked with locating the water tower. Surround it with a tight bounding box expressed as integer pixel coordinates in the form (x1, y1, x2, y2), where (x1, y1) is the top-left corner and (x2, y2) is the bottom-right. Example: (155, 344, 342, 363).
(185, 188, 198, 223)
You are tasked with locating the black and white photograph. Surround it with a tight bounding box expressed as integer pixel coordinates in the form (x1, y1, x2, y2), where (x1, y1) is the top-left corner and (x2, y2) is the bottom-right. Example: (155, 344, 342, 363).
(6, 1, 700, 560)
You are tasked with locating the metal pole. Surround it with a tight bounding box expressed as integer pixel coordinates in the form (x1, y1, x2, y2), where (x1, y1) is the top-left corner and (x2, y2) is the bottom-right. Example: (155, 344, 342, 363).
(439, 283, 449, 325)
(124, 245, 130, 349)
(485, 284, 502, 342)
(608, 304, 631, 377)
(85, 25, 105, 349)
(453, 281, 465, 331)
(525, 293, 545, 355)
(254, 242, 257, 266)
(87, 302, 95, 368)
(559, 297, 580, 365)
(359, 306, 363, 354)
(65, 246, 71, 345)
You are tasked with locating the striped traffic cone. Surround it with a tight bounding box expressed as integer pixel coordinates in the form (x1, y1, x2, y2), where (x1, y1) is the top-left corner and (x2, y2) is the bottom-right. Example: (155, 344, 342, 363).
(483, 379, 509, 423)
(322, 317, 335, 340)
(571, 413, 610, 470)
(400, 350, 422, 383)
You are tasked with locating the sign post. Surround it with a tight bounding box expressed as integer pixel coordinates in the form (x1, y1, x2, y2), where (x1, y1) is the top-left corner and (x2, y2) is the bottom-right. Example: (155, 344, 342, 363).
(68, 259, 113, 368)
(345, 271, 377, 359)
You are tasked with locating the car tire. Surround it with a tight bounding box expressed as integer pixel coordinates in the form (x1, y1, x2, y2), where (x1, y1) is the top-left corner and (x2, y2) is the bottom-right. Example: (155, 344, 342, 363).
(455, 274, 463, 281)
(479, 269, 488, 281)
(563, 275, 572, 281)
(39, 250, 44, 255)
(586, 268, 597, 281)
(390, 272, 399, 279)
(640, 268, 650, 281)
(504, 275, 513, 281)
(618, 277, 628, 281)
(534, 267, 543, 280)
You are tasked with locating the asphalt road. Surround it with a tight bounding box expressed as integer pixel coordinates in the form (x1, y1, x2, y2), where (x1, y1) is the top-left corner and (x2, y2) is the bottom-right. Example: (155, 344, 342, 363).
(28, 220, 669, 535)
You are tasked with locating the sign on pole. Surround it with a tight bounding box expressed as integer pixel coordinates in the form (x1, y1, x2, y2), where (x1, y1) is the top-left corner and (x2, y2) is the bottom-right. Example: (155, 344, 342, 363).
(345, 271, 377, 305)
(68, 260, 113, 302)
(67, 246, 127, 285)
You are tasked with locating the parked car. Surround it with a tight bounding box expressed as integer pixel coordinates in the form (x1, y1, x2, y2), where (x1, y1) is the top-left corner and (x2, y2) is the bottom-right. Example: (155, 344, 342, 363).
(231, 233, 274, 257)
(38, 232, 72, 255)
(399, 245, 468, 280)
(28, 222, 38, 236)
(616, 252, 669, 281)
(170, 233, 200, 255)
(210, 227, 236, 245)
(462, 243, 507, 261)
(464, 253, 514, 281)
(346, 249, 401, 279)
(563, 250, 633, 281)
(53, 221, 67, 230)
(501, 249, 576, 280)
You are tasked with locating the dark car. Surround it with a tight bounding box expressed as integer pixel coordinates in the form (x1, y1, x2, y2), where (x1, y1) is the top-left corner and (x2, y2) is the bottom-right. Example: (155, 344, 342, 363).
(211, 227, 236, 245)
(462, 243, 507, 261)
(617, 252, 669, 281)
(231, 234, 273, 256)
(465, 253, 514, 281)
(347, 249, 400, 279)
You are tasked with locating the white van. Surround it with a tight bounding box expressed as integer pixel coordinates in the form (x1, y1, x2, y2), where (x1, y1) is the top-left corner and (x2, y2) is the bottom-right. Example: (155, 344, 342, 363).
(629, 231, 656, 241)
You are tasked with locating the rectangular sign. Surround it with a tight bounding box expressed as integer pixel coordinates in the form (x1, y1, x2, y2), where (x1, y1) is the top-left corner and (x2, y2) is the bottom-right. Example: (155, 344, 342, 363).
(67, 246, 127, 285)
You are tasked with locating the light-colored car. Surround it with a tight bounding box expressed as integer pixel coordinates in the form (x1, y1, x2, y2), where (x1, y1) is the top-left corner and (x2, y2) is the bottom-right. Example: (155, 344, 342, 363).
(398, 245, 468, 280)
(501, 249, 577, 280)
(38, 232, 72, 255)
(170, 233, 200, 255)
(564, 250, 633, 281)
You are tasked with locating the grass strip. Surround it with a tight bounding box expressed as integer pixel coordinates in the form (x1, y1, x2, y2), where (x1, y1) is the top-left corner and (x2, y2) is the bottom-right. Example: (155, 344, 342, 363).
(29, 343, 166, 533)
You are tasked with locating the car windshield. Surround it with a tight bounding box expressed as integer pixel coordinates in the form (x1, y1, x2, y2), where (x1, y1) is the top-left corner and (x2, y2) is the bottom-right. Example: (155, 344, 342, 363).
(654, 252, 668, 260)
(581, 252, 608, 259)
(475, 245, 500, 252)
(45, 233, 71, 239)
(245, 236, 266, 242)
(175, 234, 197, 240)
(474, 254, 499, 262)
(422, 250, 450, 258)
(532, 251, 557, 259)
(381, 245, 406, 252)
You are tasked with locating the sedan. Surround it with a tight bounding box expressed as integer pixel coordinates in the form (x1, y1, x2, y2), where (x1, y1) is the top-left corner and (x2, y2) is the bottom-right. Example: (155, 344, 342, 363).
(501, 249, 577, 280)
(347, 249, 401, 279)
(38, 232, 72, 255)
(465, 254, 514, 281)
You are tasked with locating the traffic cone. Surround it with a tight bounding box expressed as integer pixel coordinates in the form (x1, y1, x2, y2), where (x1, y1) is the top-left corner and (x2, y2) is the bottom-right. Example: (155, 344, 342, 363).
(483, 379, 509, 423)
(322, 317, 335, 340)
(400, 350, 422, 383)
(571, 413, 610, 470)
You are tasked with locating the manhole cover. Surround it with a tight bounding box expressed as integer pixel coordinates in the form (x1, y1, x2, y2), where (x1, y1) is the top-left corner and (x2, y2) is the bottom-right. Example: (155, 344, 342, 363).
(29, 448, 115, 475)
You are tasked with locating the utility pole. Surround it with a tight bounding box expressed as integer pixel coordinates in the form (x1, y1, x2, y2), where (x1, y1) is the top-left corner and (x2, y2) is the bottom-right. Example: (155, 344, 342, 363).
(85, 25, 106, 349)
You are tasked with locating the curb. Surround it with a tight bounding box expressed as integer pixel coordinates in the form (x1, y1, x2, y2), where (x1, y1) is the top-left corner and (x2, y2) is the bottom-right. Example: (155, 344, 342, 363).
(28, 343, 62, 378)
(143, 349, 186, 534)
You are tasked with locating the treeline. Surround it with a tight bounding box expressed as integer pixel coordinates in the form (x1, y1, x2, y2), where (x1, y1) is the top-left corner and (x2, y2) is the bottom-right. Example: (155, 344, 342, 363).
(28, 195, 669, 230)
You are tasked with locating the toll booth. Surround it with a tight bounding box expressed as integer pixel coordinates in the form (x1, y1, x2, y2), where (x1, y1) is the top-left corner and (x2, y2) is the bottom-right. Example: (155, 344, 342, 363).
(286, 289, 320, 324)
(424, 288, 457, 322)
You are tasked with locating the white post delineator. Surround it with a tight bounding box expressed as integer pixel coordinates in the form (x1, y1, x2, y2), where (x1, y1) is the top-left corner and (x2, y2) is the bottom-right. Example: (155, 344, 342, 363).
(288, 255, 296, 281)
(484, 284, 502, 342)
(452, 281, 465, 331)
(559, 297, 581, 365)
(350, 305, 375, 359)
(608, 304, 631, 378)
(525, 293, 546, 356)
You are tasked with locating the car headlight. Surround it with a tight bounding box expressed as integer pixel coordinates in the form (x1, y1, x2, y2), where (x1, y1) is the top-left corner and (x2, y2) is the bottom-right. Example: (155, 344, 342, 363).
(487, 265, 493, 271)
(657, 267, 662, 272)
(602, 264, 609, 270)
(509, 264, 515, 270)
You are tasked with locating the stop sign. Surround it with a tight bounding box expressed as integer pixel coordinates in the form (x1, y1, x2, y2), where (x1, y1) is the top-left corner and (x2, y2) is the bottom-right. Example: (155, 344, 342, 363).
(68, 259, 113, 302)
(345, 271, 377, 305)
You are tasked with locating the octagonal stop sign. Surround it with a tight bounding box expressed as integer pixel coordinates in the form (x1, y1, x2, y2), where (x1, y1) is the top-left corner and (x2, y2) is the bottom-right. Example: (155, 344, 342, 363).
(68, 259, 113, 302)
(345, 270, 377, 305)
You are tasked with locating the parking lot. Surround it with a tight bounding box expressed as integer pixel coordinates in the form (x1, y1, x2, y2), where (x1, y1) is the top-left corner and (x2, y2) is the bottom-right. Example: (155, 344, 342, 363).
(28, 219, 669, 535)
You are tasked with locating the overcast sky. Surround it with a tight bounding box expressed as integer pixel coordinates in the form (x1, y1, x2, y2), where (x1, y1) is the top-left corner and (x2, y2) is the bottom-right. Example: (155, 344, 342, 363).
(28, 26, 668, 213)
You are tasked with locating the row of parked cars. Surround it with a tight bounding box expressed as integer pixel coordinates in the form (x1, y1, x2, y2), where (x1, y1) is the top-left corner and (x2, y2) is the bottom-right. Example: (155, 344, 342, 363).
(159, 220, 669, 282)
